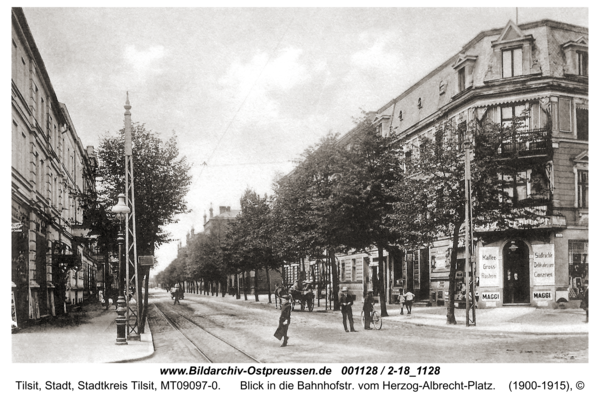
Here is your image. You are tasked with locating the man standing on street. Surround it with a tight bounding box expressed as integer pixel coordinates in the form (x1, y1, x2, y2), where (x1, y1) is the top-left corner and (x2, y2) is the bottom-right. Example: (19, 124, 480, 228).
(274, 294, 291, 347)
(173, 287, 181, 305)
(404, 290, 415, 314)
(363, 290, 375, 330)
(340, 287, 357, 332)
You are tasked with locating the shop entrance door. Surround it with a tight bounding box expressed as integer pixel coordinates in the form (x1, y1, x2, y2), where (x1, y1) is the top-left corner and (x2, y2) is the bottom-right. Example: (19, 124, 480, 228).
(503, 240, 530, 304)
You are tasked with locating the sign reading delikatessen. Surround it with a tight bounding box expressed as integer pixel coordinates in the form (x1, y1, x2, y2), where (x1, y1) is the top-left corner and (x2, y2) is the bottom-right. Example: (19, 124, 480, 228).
(532, 244, 555, 286)
(479, 247, 500, 287)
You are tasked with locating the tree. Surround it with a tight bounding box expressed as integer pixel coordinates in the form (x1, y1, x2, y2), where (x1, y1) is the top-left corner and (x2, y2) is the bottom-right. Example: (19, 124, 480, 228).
(389, 113, 550, 324)
(96, 122, 192, 331)
(331, 116, 404, 317)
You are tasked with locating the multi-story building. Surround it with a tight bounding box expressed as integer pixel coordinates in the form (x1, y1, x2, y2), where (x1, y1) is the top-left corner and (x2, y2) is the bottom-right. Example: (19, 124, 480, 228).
(286, 19, 588, 310)
(11, 8, 100, 324)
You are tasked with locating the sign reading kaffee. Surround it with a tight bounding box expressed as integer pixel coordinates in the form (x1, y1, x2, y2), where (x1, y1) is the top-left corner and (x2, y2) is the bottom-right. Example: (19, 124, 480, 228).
(479, 247, 500, 287)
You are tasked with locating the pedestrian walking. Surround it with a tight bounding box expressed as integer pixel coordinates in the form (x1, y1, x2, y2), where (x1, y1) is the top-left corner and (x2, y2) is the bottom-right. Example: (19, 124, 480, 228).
(399, 291, 405, 315)
(363, 290, 375, 329)
(274, 295, 291, 347)
(173, 287, 181, 305)
(340, 287, 357, 332)
(404, 290, 415, 314)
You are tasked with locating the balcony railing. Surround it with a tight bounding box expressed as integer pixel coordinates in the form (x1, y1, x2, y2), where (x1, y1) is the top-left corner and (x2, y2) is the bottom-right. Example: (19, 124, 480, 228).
(498, 128, 550, 157)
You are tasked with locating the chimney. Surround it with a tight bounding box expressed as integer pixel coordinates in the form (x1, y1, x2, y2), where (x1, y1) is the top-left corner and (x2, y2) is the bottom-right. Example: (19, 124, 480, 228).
(209, 203, 213, 219)
(219, 206, 227, 214)
(227, 206, 231, 212)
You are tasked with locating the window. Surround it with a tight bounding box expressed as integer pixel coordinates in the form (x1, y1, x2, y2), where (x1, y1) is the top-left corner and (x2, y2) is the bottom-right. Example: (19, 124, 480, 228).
(558, 98, 572, 132)
(21, 132, 27, 174)
(578, 51, 588, 76)
(500, 168, 549, 204)
(502, 48, 522, 78)
(576, 108, 588, 141)
(417, 98, 422, 109)
(352, 259, 356, 282)
(398, 110, 403, 121)
(457, 121, 466, 152)
(578, 170, 588, 208)
(458, 67, 466, 92)
(341, 262, 345, 282)
(568, 240, 588, 300)
(501, 104, 528, 130)
(404, 149, 412, 171)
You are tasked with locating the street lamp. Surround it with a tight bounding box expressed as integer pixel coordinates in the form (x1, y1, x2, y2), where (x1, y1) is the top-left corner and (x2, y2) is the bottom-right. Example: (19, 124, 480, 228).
(111, 193, 130, 345)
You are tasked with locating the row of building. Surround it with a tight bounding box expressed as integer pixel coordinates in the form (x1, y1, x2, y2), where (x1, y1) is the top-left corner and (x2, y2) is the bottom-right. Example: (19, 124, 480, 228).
(11, 8, 105, 325)
(285, 19, 588, 309)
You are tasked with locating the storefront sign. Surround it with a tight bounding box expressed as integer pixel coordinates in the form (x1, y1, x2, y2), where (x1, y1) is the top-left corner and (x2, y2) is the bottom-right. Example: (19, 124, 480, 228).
(532, 244, 555, 286)
(533, 290, 553, 301)
(481, 292, 500, 301)
(479, 247, 500, 287)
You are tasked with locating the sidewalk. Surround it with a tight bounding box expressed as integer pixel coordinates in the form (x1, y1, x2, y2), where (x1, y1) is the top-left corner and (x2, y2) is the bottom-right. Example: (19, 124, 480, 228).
(12, 302, 154, 363)
(191, 292, 589, 335)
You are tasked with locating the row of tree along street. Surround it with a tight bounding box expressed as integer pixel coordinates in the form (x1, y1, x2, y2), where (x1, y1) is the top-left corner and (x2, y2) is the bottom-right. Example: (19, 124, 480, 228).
(157, 112, 548, 324)
(80, 122, 192, 332)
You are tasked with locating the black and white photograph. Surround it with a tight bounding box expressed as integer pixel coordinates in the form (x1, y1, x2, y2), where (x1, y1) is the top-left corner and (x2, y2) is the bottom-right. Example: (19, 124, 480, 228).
(8, 4, 592, 397)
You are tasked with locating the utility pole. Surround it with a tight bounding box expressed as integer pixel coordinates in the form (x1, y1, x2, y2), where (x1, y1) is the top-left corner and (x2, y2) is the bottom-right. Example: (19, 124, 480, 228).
(124, 93, 141, 339)
(464, 137, 476, 326)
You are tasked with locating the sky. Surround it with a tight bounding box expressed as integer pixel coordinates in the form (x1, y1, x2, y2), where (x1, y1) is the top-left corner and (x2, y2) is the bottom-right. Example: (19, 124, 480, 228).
(17, 6, 588, 274)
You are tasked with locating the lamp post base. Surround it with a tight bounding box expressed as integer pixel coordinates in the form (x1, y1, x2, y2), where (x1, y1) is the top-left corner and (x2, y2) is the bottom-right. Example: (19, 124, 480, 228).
(115, 296, 128, 345)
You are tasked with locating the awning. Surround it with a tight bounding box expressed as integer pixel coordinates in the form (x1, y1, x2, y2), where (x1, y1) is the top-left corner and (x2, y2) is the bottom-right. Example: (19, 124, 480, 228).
(476, 94, 546, 108)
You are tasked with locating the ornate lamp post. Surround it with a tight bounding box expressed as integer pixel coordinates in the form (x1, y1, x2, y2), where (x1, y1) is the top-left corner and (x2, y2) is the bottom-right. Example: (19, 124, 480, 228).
(111, 194, 130, 345)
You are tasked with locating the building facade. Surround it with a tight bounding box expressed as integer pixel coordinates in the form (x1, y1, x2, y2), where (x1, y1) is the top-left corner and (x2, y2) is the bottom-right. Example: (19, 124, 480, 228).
(11, 8, 100, 324)
(285, 19, 588, 310)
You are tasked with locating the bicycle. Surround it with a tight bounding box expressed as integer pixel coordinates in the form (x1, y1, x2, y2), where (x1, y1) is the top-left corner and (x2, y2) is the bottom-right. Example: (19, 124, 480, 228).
(360, 309, 382, 330)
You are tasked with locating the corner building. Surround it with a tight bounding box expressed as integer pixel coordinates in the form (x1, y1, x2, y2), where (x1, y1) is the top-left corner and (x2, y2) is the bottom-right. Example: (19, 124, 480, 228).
(364, 20, 588, 309)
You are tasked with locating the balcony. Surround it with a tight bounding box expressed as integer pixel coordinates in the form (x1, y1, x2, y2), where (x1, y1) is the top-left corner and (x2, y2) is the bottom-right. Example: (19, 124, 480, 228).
(498, 128, 550, 158)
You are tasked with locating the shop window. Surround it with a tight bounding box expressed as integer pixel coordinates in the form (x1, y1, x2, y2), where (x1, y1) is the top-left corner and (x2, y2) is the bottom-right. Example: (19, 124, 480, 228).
(351, 259, 356, 282)
(577, 170, 588, 208)
(340, 262, 346, 283)
(502, 48, 522, 78)
(576, 108, 588, 141)
(568, 240, 588, 300)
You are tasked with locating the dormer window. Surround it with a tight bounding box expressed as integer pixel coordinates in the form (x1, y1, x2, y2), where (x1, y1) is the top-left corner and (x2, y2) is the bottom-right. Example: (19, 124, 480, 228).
(417, 98, 422, 109)
(399, 110, 403, 121)
(502, 47, 523, 78)
(458, 68, 466, 92)
(452, 54, 477, 93)
(578, 51, 588, 76)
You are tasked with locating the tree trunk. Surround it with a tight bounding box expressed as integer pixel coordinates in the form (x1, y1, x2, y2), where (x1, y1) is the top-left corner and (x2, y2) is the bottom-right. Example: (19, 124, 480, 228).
(243, 271, 248, 301)
(254, 268, 259, 302)
(446, 220, 462, 325)
(236, 273, 240, 299)
(265, 265, 272, 303)
(378, 245, 389, 317)
(329, 248, 340, 311)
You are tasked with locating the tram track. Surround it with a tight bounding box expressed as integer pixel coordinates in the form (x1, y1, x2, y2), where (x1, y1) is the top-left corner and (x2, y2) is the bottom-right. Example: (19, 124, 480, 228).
(153, 302, 261, 363)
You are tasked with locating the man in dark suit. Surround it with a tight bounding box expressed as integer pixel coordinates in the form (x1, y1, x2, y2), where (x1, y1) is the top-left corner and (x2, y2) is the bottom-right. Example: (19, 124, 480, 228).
(340, 287, 357, 332)
(274, 295, 291, 347)
(363, 290, 375, 329)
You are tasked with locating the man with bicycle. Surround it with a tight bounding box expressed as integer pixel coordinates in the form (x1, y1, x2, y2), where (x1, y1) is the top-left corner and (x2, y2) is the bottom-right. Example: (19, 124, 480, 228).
(363, 290, 375, 330)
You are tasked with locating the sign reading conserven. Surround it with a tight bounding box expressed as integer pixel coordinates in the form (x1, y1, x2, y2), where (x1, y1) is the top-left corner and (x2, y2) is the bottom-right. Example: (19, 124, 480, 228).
(532, 244, 555, 286)
(479, 247, 499, 287)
